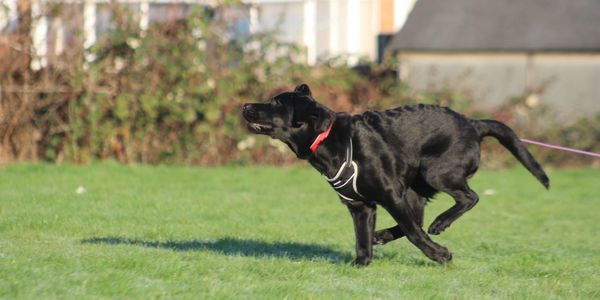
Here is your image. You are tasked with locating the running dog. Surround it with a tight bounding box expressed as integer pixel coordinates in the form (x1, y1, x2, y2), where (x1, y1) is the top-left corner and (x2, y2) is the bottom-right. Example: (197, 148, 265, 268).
(242, 84, 549, 266)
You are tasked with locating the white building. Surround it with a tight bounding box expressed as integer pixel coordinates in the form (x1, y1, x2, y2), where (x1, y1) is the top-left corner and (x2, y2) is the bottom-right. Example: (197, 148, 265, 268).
(0, 0, 417, 67)
(387, 0, 600, 122)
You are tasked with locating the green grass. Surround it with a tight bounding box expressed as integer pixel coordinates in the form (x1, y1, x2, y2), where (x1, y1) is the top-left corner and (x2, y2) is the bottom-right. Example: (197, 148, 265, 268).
(0, 163, 599, 299)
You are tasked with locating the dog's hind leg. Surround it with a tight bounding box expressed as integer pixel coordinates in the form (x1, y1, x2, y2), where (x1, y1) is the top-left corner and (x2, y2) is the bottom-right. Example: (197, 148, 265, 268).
(381, 188, 452, 263)
(373, 225, 403, 245)
(427, 184, 479, 235)
(373, 188, 425, 245)
(422, 147, 480, 235)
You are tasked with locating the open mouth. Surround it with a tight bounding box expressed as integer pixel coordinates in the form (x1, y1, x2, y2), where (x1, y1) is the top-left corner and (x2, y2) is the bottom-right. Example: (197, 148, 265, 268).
(246, 122, 274, 134)
(242, 105, 274, 134)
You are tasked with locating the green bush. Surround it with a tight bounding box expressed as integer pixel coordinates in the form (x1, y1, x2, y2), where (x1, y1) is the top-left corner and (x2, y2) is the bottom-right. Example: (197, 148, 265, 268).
(1, 2, 598, 167)
(44, 3, 312, 164)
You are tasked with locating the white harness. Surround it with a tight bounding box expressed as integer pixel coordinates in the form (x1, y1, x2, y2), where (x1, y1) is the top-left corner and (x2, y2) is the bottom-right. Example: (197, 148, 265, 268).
(325, 139, 367, 203)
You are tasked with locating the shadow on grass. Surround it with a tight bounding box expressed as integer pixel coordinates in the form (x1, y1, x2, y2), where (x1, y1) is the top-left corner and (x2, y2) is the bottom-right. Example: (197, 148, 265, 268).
(81, 237, 351, 263)
(375, 250, 440, 267)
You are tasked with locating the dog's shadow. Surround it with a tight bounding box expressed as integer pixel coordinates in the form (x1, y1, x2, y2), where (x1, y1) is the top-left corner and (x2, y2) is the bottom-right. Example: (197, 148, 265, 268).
(81, 236, 351, 263)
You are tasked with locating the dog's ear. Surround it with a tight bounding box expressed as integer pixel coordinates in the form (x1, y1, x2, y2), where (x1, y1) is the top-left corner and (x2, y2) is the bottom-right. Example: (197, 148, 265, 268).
(294, 84, 312, 96)
(310, 103, 335, 132)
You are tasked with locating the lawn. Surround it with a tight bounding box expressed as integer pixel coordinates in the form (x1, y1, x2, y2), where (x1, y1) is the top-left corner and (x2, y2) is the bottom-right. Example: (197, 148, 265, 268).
(0, 163, 599, 299)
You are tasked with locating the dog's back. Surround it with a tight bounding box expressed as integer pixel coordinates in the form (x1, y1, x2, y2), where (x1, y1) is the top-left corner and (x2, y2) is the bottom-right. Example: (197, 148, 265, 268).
(351, 103, 548, 197)
(352, 104, 480, 170)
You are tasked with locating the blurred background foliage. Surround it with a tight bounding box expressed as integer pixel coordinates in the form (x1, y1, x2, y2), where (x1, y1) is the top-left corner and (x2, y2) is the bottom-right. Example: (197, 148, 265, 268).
(0, 2, 598, 167)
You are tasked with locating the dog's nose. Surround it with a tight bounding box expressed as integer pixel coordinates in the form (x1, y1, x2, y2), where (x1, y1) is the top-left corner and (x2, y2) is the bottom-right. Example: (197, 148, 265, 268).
(242, 104, 258, 120)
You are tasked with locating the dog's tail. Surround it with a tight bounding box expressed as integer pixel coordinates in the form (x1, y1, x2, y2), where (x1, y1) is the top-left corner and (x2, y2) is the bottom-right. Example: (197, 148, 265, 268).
(472, 119, 550, 189)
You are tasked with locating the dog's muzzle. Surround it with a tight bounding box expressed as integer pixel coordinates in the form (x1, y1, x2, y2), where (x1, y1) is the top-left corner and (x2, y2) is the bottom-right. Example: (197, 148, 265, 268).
(242, 104, 274, 134)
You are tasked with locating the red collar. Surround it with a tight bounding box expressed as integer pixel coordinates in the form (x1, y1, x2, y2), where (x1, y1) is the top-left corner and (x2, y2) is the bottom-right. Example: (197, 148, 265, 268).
(309, 122, 333, 154)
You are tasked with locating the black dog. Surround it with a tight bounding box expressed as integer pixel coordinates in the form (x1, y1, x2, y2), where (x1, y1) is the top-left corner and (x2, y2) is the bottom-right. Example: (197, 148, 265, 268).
(242, 84, 549, 266)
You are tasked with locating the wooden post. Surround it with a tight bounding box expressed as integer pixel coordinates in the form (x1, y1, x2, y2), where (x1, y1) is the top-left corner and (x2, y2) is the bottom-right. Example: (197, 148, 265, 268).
(329, 0, 339, 55)
(83, 0, 97, 64)
(17, 0, 32, 70)
(303, 0, 316, 65)
(347, 0, 360, 64)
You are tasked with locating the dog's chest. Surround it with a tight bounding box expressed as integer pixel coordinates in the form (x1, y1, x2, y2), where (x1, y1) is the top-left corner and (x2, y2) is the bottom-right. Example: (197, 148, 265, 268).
(326, 160, 368, 204)
(323, 139, 374, 206)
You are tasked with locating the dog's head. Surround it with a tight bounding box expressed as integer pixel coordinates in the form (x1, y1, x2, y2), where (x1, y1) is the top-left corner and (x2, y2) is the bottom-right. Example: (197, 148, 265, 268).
(242, 84, 335, 158)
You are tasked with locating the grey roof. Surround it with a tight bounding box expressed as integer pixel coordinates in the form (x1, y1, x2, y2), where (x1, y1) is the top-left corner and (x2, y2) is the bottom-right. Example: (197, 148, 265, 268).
(387, 0, 600, 52)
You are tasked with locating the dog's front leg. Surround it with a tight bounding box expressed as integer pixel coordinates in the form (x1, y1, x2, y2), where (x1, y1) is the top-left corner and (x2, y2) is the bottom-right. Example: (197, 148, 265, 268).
(346, 201, 376, 267)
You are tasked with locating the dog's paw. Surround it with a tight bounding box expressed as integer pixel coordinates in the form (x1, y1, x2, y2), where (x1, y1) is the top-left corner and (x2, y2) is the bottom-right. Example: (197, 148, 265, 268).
(372, 237, 385, 245)
(427, 220, 450, 235)
(430, 248, 453, 264)
(373, 229, 397, 245)
(351, 257, 372, 267)
(437, 249, 453, 263)
(372, 232, 388, 245)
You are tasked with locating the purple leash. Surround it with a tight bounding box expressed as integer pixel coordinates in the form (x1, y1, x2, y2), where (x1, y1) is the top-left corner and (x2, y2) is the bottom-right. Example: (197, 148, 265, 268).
(520, 138, 600, 159)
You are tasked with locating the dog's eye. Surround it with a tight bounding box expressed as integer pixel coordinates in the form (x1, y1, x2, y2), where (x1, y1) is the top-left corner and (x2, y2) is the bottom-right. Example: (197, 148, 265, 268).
(292, 116, 306, 128)
(292, 121, 306, 128)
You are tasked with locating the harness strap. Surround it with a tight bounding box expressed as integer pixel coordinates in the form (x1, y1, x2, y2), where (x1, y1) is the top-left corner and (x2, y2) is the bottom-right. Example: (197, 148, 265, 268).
(325, 139, 366, 203)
